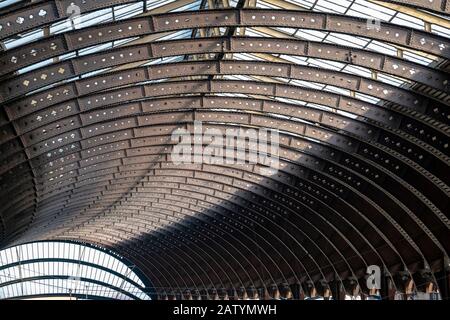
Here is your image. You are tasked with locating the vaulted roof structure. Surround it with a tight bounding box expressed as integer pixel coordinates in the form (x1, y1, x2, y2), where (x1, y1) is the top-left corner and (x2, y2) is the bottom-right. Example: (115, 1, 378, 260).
(0, 0, 449, 300)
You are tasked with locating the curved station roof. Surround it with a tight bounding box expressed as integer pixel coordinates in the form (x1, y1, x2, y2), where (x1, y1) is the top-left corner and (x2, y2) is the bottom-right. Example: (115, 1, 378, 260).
(0, 0, 449, 300)
(0, 240, 151, 299)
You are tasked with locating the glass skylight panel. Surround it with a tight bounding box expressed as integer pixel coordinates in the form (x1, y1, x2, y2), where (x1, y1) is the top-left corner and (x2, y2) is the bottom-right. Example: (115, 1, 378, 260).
(115, 2, 144, 20)
(365, 40, 397, 55)
(78, 8, 114, 30)
(235, 52, 268, 61)
(173, 0, 202, 12)
(49, 260, 54, 275)
(44, 242, 51, 259)
(81, 248, 90, 263)
(6, 248, 15, 262)
(50, 19, 74, 35)
(313, 0, 349, 14)
(324, 32, 368, 48)
(78, 42, 113, 56)
(291, 79, 325, 90)
(245, 28, 267, 38)
(156, 29, 192, 41)
(113, 36, 140, 47)
(432, 24, 450, 38)
(279, 54, 308, 65)
(272, 26, 297, 36)
(0, 242, 149, 300)
(294, 29, 328, 42)
(342, 64, 372, 78)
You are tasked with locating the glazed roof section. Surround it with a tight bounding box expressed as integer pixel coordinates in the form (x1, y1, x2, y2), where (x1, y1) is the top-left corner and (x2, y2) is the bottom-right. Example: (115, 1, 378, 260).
(0, 241, 151, 300)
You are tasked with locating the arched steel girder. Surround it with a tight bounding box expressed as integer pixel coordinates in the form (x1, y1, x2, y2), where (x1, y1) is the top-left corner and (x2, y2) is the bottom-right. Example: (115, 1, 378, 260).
(2, 114, 446, 262)
(1, 35, 448, 105)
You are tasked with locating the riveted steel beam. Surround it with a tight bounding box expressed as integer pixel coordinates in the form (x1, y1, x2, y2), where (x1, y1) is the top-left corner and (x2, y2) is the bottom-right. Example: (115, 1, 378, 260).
(7, 138, 442, 270)
(1, 9, 449, 60)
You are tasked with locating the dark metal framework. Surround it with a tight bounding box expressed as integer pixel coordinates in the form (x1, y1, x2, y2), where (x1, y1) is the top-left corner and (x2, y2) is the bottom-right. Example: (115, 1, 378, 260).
(0, 0, 449, 300)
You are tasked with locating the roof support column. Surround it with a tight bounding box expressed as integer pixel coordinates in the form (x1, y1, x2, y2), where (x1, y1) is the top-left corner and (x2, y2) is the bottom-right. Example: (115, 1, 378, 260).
(436, 257, 450, 300)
